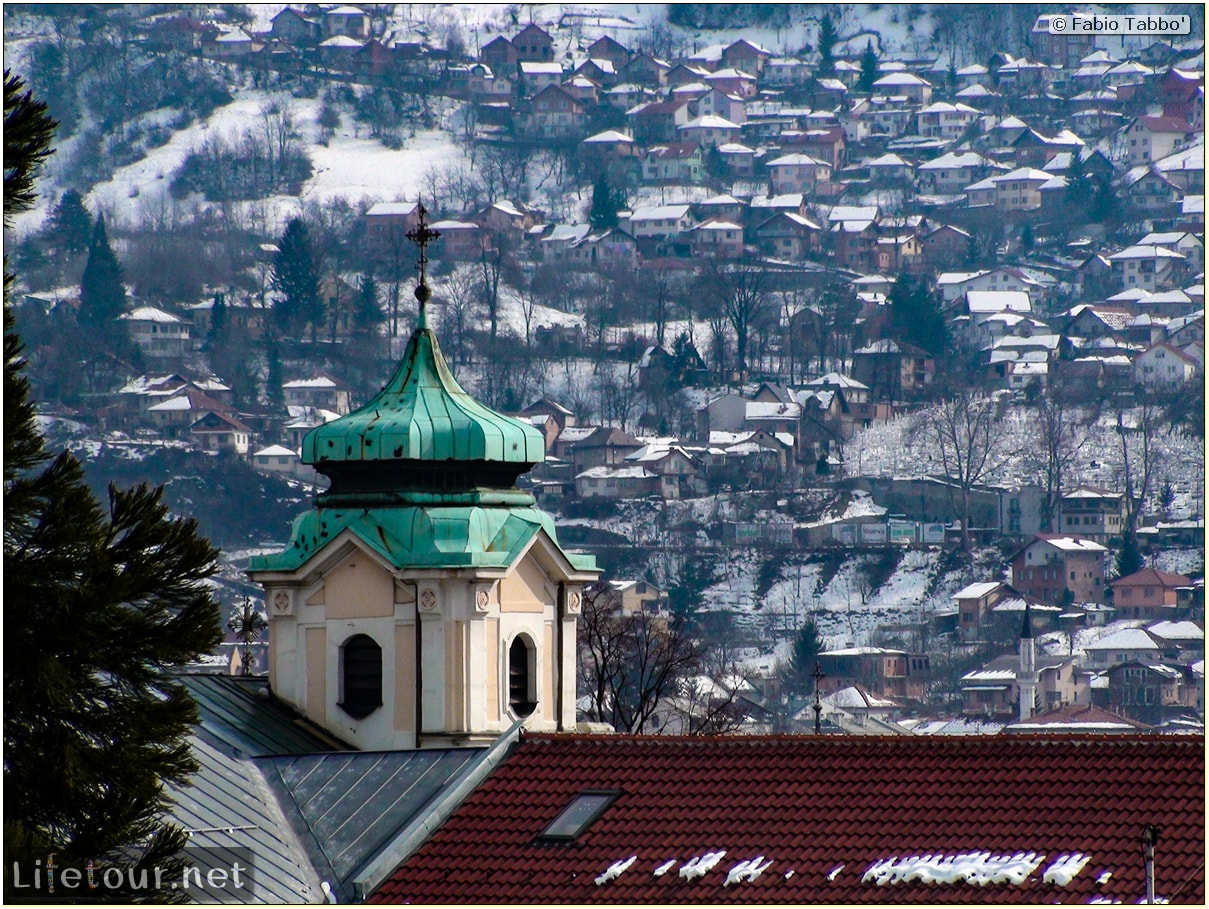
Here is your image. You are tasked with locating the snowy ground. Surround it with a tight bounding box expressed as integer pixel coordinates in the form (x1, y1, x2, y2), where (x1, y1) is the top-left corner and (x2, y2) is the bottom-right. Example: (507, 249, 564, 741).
(847, 405, 1205, 520)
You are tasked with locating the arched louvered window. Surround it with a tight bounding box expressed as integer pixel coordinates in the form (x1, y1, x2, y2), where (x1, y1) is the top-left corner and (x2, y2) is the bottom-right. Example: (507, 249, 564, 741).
(340, 634, 382, 719)
(508, 636, 537, 717)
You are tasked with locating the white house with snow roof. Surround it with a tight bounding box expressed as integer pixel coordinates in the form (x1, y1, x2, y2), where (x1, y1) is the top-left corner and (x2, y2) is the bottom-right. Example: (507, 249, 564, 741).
(766, 153, 832, 194)
(120, 306, 191, 358)
(1084, 627, 1177, 670)
(1107, 245, 1187, 292)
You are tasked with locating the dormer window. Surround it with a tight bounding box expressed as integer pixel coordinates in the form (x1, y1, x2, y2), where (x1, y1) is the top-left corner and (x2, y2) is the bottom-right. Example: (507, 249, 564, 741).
(536, 790, 621, 841)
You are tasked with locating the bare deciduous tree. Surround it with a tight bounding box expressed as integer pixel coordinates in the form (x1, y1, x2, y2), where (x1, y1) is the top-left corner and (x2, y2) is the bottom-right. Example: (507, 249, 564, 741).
(913, 391, 1009, 550)
(577, 585, 702, 735)
(1030, 388, 1088, 532)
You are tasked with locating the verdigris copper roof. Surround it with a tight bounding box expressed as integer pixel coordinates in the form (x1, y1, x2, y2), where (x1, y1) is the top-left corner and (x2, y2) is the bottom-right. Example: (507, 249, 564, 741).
(303, 328, 544, 467)
(247, 504, 597, 574)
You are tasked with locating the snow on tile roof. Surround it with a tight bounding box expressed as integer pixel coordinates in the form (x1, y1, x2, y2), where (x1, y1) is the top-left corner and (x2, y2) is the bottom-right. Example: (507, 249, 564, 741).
(952, 581, 1001, 600)
(370, 734, 1205, 904)
(366, 201, 417, 217)
(254, 444, 297, 458)
(283, 376, 338, 388)
(121, 306, 182, 323)
(583, 129, 634, 143)
(1085, 627, 1164, 651)
(575, 465, 653, 480)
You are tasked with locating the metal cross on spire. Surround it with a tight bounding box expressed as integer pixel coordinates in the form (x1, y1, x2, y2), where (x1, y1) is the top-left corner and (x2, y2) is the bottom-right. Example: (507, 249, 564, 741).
(406, 201, 440, 329)
(812, 661, 825, 735)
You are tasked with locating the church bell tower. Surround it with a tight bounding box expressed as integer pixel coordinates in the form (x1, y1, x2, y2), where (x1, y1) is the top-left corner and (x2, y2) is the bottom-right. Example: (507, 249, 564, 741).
(249, 206, 599, 749)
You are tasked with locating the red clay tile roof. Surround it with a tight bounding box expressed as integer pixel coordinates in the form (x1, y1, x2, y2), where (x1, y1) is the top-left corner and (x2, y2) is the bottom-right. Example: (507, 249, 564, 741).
(370, 733, 1204, 904)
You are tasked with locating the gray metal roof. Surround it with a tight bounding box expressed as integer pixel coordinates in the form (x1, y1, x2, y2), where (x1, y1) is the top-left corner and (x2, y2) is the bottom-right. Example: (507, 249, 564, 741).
(257, 749, 485, 901)
(167, 735, 327, 904)
(179, 673, 349, 757)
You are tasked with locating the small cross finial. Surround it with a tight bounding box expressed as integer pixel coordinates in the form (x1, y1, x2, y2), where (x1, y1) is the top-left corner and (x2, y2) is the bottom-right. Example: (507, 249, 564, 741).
(812, 661, 825, 735)
(406, 202, 441, 329)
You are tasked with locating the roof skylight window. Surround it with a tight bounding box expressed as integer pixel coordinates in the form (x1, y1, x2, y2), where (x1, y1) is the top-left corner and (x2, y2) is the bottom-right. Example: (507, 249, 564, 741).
(536, 790, 620, 841)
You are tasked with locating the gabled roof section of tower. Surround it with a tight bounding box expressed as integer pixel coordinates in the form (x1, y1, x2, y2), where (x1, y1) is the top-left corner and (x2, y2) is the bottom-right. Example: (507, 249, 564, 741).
(302, 326, 544, 468)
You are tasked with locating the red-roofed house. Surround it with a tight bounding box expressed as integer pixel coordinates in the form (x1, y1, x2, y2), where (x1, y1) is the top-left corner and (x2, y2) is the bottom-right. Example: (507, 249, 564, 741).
(1131, 341, 1200, 388)
(368, 733, 1204, 904)
(1121, 116, 1196, 166)
(1110, 567, 1193, 621)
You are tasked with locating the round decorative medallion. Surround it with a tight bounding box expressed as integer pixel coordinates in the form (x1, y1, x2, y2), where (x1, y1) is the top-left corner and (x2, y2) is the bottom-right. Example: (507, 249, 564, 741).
(419, 589, 437, 611)
(568, 591, 582, 612)
(475, 589, 490, 610)
(273, 591, 290, 612)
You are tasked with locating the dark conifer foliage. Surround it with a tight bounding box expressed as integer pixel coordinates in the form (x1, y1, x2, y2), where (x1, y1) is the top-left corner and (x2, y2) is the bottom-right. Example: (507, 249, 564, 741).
(271, 217, 324, 341)
(79, 214, 128, 327)
(3, 70, 56, 219)
(816, 16, 837, 76)
(588, 173, 625, 231)
(888, 273, 949, 358)
(787, 620, 824, 696)
(858, 40, 879, 93)
(46, 188, 93, 255)
(4, 71, 222, 904)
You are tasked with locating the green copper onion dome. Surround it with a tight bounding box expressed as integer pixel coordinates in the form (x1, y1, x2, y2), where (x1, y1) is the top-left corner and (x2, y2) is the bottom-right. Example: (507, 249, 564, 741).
(302, 326, 544, 505)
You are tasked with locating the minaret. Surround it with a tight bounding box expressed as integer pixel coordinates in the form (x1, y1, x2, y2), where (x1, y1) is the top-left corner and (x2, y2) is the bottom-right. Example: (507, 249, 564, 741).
(249, 204, 600, 750)
(1018, 600, 1038, 722)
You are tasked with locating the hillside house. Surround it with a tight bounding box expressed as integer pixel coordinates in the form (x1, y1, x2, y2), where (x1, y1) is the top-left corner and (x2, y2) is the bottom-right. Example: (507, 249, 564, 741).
(189, 410, 252, 456)
(479, 35, 519, 77)
(1106, 661, 1201, 726)
(704, 67, 757, 99)
(960, 653, 1086, 719)
(364, 201, 419, 247)
(429, 220, 484, 261)
(766, 153, 832, 195)
(269, 8, 321, 43)
(282, 375, 352, 414)
(721, 38, 772, 76)
(624, 204, 693, 241)
(851, 339, 935, 402)
(915, 102, 980, 140)
(752, 211, 821, 260)
(586, 35, 631, 69)
(921, 224, 972, 269)
(871, 72, 933, 104)
(677, 114, 743, 148)
(1120, 115, 1195, 166)
(1058, 486, 1126, 544)
(570, 426, 644, 474)
(1010, 535, 1107, 606)
(512, 23, 553, 62)
(815, 647, 929, 702)
(325, 5, 370, 39)
(1131, 341, 1200, 387)
(574, 465, 657, 500)
(641, 144, 703, 184)
(1110, 568, 1193, 621)
(120, 306, 191, 358)
(1107, 245, 1187, 292)
(1030, 13, 1096, 67)
(1084, 626, 1179, 671)
(618, 52, 670, 89)
(523, 84, 584, 136)
(688, 219, 744, 259)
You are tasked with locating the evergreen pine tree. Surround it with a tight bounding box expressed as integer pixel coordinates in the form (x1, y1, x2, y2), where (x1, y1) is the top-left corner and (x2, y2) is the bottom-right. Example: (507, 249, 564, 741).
(888, 273, 949, 357)
(588, 173, 623, 231)
(47, 188, 93, 256)
(816, 16, 838, 77)
(352, 275, 385, 336)
(1114, 530, 1144, 579)
(206, 292, 228, 350)
(79, 214, 128, 328)
(785, 620, 824, 697)
(271, 218, 323, 341)
(3, 71, 56, 219)
(1019, 222, 1035, 254)
(5, 71, 223, 903)
(264, 331, 286, 415)
(858, 40, 879, 93)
